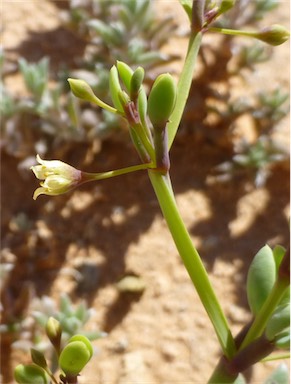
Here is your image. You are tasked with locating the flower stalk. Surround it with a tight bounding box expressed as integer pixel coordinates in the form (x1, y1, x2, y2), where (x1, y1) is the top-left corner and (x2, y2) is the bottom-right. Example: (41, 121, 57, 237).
(208, 25, 290, 46)
(31, 154, 154, 199)
(148, 170, 236, 359)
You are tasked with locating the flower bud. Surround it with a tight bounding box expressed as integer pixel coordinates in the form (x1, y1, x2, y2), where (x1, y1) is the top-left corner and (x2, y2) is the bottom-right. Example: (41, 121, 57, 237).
(109, 65, 124, 113)
(14, 364, 49, 384)
(68, 78, 98, 103)
(130, 67, 145, 102)
(118, 90, 131, 110)
(255, 25, 290, 46)
(247, 245, 276, 315)
(147, 73, 177, 129)
(59, 335, 93, 376)
(45, 317, 62, 354)
(31, 349, 47, 369)
(68, 78, 117, 113)
(116, 61, 133, 91)
(137, 87, 148, 128)
(218, 0, 235, 15)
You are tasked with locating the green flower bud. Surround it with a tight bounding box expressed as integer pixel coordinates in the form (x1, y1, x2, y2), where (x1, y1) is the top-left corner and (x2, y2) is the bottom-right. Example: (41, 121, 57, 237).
(31, 349, 47, 369)
(137, 87, 148, 128)
(68, 78, 99, 103)
(45, 317, 62, 354)
(14, 364, 49, 384)
(68, 78, 117, 113)
(59, 335, 93, 376)
(118, 90, 131, 110)
(116, 61, 133, 92)
(130, 67, 145, 102)
(255, 25, 290, 46)
(247, 245, 276, 315)
(218, 0, 235, 15)
(266, 303, 290, 341)
(147, 73, 177, 129)
(109, 65, 124, 113)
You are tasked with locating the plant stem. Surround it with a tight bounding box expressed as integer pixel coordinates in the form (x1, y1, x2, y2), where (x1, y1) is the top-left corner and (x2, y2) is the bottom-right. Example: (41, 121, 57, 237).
(208, 27, 258, 39)
(148, 170, 236, 359)
(82, 162, 154, 183)
(167, 31, 203, 150)
(239, 277, 289, 350)
(261, 352, 290, 362)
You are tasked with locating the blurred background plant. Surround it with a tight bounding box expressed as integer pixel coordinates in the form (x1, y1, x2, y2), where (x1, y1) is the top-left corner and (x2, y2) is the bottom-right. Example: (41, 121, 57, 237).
(182, 0, 289, 186)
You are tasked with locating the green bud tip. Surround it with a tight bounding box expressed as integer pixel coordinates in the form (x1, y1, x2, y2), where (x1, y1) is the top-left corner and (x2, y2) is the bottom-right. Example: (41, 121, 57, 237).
(256, 24, 290, 46)
(147, 73, 177, 129)
(46, 317, 62, 339)
(46, 317, 62, 352)
(68, 78, 97, 103)
(219, 0, 235, 14)
(31, 349, 47, 369)
(130, 67, 145, 100)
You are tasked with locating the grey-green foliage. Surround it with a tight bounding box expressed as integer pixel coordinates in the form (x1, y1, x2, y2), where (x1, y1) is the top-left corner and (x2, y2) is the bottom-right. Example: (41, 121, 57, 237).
(235, 364, 290, 384)
(11, 293, 105, 361)
(32, 294, 105, 343)
(264, 364, 289, 384)
(213, 124, 288, 187)
(194, 0, 290, 186)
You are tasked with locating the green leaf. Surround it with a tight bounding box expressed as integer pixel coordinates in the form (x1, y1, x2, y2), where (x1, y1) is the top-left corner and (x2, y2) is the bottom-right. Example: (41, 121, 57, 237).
(179, 0, 193, 22)
(148, 73, 177, 128)
(59, 337, 93, 376)
(247, 245, 276, 315)
(14, 364, 49, 384)
(116, 61, 133, 92)
(273, 245, 286, 274)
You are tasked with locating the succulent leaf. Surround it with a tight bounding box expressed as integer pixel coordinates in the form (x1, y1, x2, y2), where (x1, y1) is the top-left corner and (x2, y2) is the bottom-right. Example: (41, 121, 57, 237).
(247, 245, 276, 315)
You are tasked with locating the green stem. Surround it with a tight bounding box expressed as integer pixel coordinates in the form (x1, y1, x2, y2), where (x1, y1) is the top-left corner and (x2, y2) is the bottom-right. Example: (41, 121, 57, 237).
(82, 162, 154, 182)
(131, 122, 156, 161)
(167, 31, 203, 150)
(261, 352, 290, 362)
(91, 94, 119, 115)
(239, 278, 289, 350)
(208, 27, 258, 39)
(148, 170, 236, 359)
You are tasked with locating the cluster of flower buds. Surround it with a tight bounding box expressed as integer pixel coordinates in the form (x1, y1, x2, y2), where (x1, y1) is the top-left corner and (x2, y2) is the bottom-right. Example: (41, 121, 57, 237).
(14, 317, 93, 384)
(31, 62, 178, 198)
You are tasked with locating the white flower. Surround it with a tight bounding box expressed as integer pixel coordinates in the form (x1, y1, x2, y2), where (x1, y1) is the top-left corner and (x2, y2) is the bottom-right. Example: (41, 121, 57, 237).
(31, 155, 82, 200)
